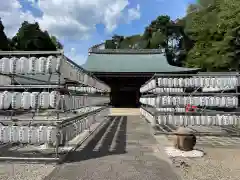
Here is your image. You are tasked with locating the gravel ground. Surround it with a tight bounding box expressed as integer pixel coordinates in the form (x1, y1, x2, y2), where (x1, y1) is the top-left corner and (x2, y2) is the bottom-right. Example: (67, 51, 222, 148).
(0, 163, 55, 180)
(172, 147, 240, 180)
(155, 133, 240, 180)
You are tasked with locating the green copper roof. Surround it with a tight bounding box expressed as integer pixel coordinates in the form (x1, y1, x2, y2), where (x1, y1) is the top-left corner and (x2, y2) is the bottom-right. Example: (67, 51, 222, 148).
(82, 52, 199, 73)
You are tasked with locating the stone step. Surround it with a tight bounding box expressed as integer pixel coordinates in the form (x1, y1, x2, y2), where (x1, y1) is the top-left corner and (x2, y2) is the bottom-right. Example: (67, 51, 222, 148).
(110, 108, 140, 116)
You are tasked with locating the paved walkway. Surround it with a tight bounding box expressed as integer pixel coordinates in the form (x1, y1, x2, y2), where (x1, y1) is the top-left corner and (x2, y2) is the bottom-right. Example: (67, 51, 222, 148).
(110, 108, 140, 116)
(44, 116, 180, 180)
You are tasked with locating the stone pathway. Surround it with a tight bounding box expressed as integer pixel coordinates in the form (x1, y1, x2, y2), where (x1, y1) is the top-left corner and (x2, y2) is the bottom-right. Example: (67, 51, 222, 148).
(44, 116, 180, 180)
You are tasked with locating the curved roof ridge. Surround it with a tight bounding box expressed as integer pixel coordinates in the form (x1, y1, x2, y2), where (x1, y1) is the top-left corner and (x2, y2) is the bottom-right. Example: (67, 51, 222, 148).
(88, 43, 105, 52)
(83, 53, 199, 73)
(88, 48, 165, 54)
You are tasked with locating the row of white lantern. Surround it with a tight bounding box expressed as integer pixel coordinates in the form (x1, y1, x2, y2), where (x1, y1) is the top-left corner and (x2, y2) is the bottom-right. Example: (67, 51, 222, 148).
(0, 111, 102, 144)
(0, 91, 110, 110)
(140, 79, 156, 93)
(0, 56, 62, 74)
(156, 108, 186, 112)
(75, 107, 102, 114)
(0, 56, 110, 92)
(140, 77, 238, 93)
(0, 125, 57, 144)
(140, 107, 240, 126)
(157, 77, 238, 88)
(140, 108, 155, 126)
(157, 114, 240, 126)
(148, 88, 184, 93)
(140, 96, 238, 107)
(68, 86, 108, 93)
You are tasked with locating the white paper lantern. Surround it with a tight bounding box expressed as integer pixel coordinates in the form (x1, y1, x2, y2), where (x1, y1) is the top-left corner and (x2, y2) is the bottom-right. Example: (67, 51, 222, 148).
(162, 78, 167, 87)
(12, 92, 21, 109)
(200, 77, 205, 87)
(228, 115, 234, 125)
(46, 56, 58, 73)
(30, 92, 40, 109)
(199, 97, 205, 106)
(28, 126, 38, 144)
(21, 92, 31, 109)
(1, 58, 11, 74)
(205, 78, 210, 87)
(205, 97, 210, 106)
(55, 56, 62, 73)
(226, 97, 233, 107)
(19, 126, 28, 143)
(0, 58, 4, 73)
(0, 126, 10, 143)
(28, 57, 37, 74)
(209, 97, 215, 107)
(50, 91, 60, 108)
(167, 78, 173, 87)
(179, 116, 184, 125)
(37, 57, 47, 74)
(19, 57, 30, 74)
(189, 78, 194, 87)
(63, 95, 70, 110)
(47, 126, 57, 144)
(216, 78, 222, 88)
(195, 116, 201, 125)
(178, 78, 184, 87)
(210, 77, 216, 87)
(3, 91, 12, 109)
(37, 126, 47, 144)
(173, 78, 178, 87)
(220, 97, 226, 107)
(194, 77, 200, 87)
(9, 126, 19, 143)
(158, 78, 162, 86)
(10, 57, 19, 74)
(233, 97, 238, 107)
(40, 92, 50, 109)
(0, 92, 4, 110)
(215, 97, 221, 106)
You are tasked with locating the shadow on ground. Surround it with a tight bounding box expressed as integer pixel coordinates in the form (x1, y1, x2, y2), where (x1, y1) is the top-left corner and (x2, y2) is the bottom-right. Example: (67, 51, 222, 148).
(64, 116, 127, 163)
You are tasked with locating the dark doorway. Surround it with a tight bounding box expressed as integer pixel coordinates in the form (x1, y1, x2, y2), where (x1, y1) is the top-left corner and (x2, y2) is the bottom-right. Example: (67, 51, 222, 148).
(111, 87, 140, 108)
(94, 73, 152, 108)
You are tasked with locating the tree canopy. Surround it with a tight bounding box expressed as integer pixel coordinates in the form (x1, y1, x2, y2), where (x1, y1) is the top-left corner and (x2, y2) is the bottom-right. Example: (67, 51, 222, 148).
(105, 0, 240, 71)
(0, 20, 62, 51)
(0, 18, 10, 50)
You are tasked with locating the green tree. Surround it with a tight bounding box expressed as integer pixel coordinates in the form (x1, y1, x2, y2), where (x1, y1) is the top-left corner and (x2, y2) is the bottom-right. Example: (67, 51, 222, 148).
(12, 21, 57, 51)
(51, 36, 63, 50)
(197, 0, 215, 8)
(0, 18, 10, 50)
(186, 4, 200, 14)
(103, 0, 240, 71)
(185, 0, 240, 71)
(105, 40, 117, 49)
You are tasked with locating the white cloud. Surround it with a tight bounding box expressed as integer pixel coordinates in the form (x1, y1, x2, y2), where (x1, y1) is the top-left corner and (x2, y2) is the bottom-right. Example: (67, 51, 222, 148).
(0, 0, 141, 40)
(0, 1, 35, 37)
(127, 4, 141, 22)
(35, 0, 133, 39)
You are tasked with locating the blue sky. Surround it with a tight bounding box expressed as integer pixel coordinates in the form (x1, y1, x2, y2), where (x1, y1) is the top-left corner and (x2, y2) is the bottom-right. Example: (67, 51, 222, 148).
(1, 0, 196, 65)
